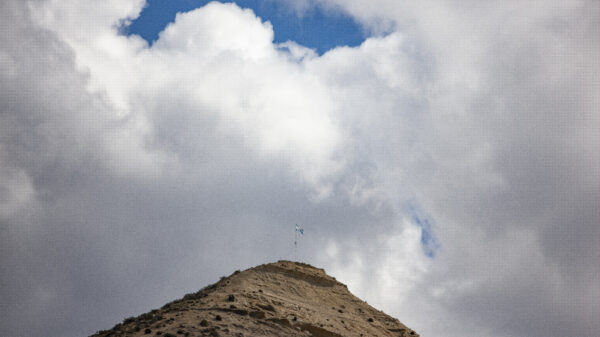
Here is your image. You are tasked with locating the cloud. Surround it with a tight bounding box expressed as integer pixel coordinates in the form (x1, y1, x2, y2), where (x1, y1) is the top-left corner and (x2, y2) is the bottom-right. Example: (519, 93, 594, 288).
(306, 0, 600, 336)
(1, 1, 598, 337)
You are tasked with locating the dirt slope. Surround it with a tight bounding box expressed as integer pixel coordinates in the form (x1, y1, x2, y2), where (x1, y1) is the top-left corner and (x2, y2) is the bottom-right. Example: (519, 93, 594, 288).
(91, 260, 419, 337)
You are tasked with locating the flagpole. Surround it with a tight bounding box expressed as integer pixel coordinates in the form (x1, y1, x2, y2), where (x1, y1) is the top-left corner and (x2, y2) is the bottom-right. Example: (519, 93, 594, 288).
(294, 224, 297, 261)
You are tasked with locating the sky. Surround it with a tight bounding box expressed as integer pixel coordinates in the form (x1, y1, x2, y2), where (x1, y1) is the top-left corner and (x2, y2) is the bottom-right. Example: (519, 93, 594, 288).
(0, 1, 598, 337)
(124, 0, 365, 54)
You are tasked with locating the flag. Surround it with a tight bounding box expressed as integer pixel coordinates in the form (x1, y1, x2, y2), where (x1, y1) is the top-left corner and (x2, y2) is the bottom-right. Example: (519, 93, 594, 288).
(295, 224, 304, 235)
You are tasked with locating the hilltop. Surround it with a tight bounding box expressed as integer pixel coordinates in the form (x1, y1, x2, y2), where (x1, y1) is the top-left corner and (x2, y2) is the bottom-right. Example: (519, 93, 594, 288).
(91, 260, 418, 337)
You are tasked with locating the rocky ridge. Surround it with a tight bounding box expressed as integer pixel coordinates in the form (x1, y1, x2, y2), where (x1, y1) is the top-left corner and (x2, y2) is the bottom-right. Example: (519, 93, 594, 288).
(91, 260, 419, 337)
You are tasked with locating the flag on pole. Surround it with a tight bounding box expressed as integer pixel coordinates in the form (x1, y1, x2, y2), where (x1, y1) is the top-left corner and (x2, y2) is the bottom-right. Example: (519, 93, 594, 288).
(294, 224, 304, 261)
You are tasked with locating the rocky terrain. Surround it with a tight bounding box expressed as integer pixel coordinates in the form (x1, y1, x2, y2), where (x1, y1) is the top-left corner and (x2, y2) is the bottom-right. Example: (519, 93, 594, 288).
(91, 260, 419, 337)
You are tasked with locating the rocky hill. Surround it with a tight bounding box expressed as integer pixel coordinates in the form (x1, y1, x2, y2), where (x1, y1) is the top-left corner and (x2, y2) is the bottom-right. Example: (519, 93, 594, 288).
(91, 260, 419, 337)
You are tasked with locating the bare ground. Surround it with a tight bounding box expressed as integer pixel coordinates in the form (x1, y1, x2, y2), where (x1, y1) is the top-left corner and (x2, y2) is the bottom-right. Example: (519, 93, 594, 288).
(91, 260, 419, 337)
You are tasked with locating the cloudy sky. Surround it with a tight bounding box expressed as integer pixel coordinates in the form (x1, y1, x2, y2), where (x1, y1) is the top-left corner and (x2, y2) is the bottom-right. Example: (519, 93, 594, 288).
(1, 0, 598, 336)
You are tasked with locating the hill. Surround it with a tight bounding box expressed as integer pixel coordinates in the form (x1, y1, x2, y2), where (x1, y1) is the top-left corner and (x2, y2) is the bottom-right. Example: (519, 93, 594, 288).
(91, 260, 419, 337)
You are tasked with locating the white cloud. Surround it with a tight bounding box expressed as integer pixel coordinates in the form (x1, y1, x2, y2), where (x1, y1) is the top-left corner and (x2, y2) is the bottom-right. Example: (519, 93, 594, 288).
(31, 0, 346, 194)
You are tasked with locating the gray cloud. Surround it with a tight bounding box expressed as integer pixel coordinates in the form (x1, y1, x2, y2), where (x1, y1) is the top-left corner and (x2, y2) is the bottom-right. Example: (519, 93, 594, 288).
(310, 1, 600, 336)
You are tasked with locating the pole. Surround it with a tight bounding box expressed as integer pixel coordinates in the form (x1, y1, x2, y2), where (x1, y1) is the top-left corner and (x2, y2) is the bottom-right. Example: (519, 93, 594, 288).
(294, 225, 297, 261)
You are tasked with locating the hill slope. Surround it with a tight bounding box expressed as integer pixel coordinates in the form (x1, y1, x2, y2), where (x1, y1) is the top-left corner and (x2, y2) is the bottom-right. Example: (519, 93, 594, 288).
(92, 260, 419, 337)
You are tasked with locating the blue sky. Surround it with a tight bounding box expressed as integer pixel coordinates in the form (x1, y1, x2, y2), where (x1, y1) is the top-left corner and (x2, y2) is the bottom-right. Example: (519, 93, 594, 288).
(124, 0, 366, 54)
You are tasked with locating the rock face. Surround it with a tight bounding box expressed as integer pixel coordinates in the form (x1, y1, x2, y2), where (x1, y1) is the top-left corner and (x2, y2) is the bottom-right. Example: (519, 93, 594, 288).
(91, 261, 419, 337)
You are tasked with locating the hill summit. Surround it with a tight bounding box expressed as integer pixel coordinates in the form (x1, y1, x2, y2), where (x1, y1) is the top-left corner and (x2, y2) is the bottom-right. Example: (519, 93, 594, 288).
(92, 260, 419, 337)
